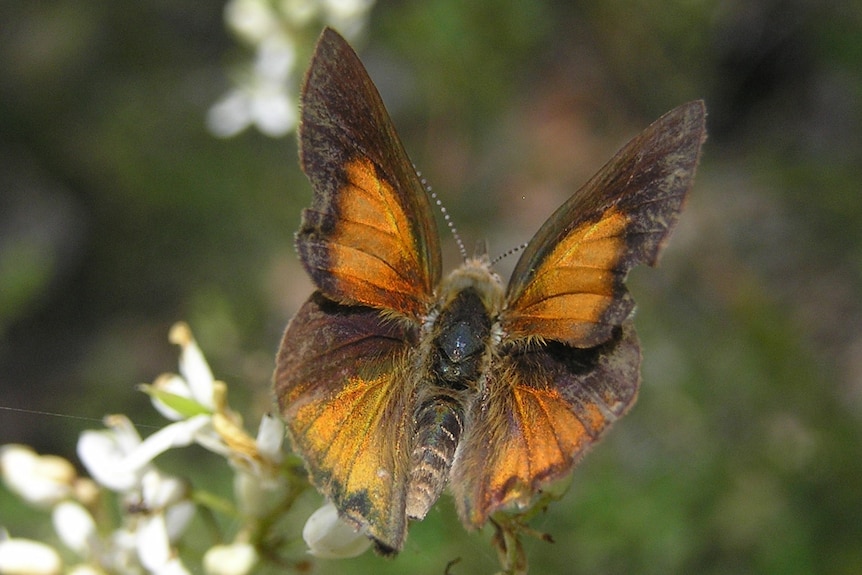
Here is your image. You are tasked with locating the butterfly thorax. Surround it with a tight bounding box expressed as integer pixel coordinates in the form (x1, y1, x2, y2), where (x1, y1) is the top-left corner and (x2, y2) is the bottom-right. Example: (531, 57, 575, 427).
(423, 256, 505, 391)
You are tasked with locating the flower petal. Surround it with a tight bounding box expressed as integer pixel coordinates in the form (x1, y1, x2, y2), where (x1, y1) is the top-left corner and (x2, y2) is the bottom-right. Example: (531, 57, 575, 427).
(77, 429, 146, 492)
(123, 415, 213, 472)
(0, 538, 63, 575)
(135, 515, 171, 572)
(52, 501, 97, 556)
(225, 0, 277, 44)
(144, 374, 203, 421)
(254, 35, 296, 81)
(207, 90, 253, 138)
(104, 528, 138, 574)
(164, 501, 196, 543)
(169, 323, 215, 410)
(254, 414, 284, 464)
(157, 557, 192, 575)
(250, 84, 296, 137)
(141, 470, 188, 510)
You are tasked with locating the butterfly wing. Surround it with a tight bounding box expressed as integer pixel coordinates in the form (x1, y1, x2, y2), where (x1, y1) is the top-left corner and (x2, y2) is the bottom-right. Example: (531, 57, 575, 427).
(503, 101, 706, 348)
(297, 28, 441, 320)
(452, 322, 641, 527)
(275, 293, 417, 553)
(452, 102, 705, 526)
(276, 28, 443, 553)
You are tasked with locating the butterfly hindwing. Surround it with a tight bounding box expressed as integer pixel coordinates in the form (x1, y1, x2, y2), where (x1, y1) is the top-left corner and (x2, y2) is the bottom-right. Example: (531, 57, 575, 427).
(275, 292, 417, 553)
(451, 321, 642, 527)
(297, 28, 441, 320)
(502, 101, 706, 348)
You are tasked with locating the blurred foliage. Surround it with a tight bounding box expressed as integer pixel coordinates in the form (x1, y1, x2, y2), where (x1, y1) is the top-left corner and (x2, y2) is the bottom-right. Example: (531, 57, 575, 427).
(1, 0, 862, 573)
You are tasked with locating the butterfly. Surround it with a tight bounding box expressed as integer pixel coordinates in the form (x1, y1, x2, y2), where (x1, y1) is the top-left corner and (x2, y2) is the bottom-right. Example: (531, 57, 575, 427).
(275, 27, 706, 555)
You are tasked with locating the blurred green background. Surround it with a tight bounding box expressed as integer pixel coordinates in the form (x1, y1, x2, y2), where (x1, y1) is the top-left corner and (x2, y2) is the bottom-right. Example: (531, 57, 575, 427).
(2, 1, 861, 573)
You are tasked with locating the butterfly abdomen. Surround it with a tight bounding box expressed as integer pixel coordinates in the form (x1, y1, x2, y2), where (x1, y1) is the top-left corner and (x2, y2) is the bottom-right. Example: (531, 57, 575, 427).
(406, 395, 464, 520)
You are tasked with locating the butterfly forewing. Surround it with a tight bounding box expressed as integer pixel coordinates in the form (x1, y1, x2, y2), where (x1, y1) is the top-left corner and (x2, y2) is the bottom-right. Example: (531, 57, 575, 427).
(298, 28, 441, 320)
(502, 101, 706, 348)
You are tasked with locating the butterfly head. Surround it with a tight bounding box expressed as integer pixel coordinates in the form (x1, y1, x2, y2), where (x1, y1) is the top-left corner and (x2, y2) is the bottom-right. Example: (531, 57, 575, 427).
(435, 256, 505, 317)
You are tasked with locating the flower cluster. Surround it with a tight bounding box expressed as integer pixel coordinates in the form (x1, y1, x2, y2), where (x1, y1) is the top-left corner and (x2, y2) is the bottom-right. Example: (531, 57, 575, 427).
(207, 0, 376, 138)
(0, 322, 369, 575)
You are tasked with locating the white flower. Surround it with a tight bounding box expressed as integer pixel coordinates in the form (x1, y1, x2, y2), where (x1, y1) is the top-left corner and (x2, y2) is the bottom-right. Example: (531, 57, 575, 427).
(223, 414, 288, 518)
(77, 415, 150, 492)
(143, 323, 216, 420)
(170, 323, 215, 408)
(74, 418, 197, 573)
(0, 445, 76, 507)
(279, 0, 318, 25)
(323, 0, 374, 20)
(321, 0, 374, 37)
(302, 501, 371, 559)
(203, 542, 258, 575)
(78, 412, 220, 494)
(210, 0, 376, 138)
(0, 538, 63, 575)
(225, 0, 279, 44)
(254, 34, 295, 81)
(207, 80, 297, 138)
(74, 412, 199, 574)
(214, 0, 298, 137)
(2, 320, 300, 574)
(156, 558, 191, 575)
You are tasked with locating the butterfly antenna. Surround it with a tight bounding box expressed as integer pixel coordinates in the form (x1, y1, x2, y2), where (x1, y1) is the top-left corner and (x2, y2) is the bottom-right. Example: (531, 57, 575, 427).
(417, 168, 467, 260)
(490, 242, 529, 267)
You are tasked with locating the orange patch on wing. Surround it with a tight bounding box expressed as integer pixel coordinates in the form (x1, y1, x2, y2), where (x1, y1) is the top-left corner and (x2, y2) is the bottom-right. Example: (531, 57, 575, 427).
(324, 157, 431, 317)
(288, 372, 408, 514)
(294, 373, 392, 456)
(505, 209, 628, 344)
(477, 383, 600, 524)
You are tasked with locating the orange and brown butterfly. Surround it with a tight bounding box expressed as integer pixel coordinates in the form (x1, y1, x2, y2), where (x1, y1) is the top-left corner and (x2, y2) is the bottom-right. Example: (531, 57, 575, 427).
(275, 27, 706, 555)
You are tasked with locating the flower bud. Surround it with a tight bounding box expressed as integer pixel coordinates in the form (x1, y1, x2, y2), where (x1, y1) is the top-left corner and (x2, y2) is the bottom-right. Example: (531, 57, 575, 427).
(302, 502, 371, 559)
